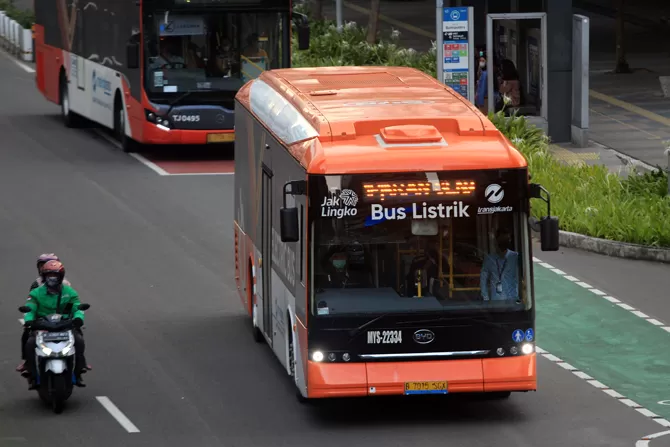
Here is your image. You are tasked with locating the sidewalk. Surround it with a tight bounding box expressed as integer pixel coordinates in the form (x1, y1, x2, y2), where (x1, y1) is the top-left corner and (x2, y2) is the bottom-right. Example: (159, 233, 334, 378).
(321, 0, 670, 172)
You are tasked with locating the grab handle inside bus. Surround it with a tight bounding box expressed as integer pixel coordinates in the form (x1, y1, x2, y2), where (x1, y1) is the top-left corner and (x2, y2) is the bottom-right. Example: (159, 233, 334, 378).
(529, 183, 559, 251)
(280, 180, 306, 243)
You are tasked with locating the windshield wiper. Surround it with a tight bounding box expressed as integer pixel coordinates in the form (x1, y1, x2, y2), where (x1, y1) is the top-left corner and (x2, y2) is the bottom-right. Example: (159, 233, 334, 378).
(394, 315, 506, 329)
(165, 89, 215, 115)
(348, 313, 391, 339)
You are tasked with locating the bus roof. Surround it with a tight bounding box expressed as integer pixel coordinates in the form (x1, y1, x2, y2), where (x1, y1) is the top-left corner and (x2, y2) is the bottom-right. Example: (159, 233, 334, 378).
(237, 66, 527, 175)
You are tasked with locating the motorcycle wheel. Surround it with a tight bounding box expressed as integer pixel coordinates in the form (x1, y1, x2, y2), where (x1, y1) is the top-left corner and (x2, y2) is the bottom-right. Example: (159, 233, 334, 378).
(50, 374, 67, 414)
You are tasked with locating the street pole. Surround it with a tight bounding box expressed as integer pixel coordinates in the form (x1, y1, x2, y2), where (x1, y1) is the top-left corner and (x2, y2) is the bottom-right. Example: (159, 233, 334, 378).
(335, 0, 343, 31)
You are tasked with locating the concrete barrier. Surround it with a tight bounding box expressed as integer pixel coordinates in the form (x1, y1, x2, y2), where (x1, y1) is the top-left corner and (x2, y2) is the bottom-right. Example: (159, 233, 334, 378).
(0, 14, 32, 61)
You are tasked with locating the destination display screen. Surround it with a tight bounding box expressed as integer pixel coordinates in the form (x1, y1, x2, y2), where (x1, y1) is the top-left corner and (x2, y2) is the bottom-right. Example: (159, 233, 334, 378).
(362, 180, 476, 201)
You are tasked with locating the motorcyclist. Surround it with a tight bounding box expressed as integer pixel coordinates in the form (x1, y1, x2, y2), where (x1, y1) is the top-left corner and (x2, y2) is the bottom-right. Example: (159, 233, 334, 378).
(21, 260, 88, 388)
(17, 254, 72, 373)
(30, 253, 71, 291)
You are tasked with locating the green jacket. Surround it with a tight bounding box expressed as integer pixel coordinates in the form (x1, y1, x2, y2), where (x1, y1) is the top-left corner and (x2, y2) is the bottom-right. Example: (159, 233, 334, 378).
(24, 284, 85, 323)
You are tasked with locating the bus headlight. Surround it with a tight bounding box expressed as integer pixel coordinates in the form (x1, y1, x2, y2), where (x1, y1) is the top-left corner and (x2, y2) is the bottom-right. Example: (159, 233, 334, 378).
(521, 343, 534, 355)
(312, 351, 324, 362)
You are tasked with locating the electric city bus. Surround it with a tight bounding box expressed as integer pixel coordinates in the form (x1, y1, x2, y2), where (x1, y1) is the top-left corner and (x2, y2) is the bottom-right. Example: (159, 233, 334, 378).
(33, 0, 309, 152)
(233, 66, 559, 402)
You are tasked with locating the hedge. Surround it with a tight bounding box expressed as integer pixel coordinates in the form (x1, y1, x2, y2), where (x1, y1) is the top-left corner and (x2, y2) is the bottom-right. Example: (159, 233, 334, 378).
(0, 0, 35, 29)
(291, 14, 670, 248)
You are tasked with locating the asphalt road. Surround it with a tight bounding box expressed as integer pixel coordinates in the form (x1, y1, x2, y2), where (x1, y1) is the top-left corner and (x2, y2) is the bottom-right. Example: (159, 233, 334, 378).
(0, 50, 667, 446)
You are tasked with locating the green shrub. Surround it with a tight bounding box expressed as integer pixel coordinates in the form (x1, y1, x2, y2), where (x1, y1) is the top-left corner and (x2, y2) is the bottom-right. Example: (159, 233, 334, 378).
(0, 0, 35, 29)
(291, 14, 670, 248)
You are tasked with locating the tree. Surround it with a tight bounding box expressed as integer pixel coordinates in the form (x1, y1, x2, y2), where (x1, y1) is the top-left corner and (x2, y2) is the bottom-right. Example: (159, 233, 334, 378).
(367, 0, 380, 44)
(614, 0, 631, 73)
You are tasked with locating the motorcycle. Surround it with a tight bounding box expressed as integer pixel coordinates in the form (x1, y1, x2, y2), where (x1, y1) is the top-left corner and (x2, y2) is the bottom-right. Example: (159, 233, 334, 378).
(18, 302, 91, 414)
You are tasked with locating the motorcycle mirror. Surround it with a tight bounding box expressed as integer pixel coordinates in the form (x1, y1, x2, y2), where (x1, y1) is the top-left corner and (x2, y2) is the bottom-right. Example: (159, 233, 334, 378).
(78, 303, 91, 311)
(18, 306, 30, 313)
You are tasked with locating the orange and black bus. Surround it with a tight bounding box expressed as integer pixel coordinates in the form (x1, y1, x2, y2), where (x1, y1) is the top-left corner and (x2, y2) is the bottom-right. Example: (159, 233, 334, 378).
(33, 0, 309, 151)
(233, 66, 559, 402)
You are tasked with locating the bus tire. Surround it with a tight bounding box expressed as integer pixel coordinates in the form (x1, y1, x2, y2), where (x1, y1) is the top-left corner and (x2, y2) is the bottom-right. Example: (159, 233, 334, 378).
(60, 72, 83, 128)
(113, 93, 137, 153)
(250, 264, 263, 343)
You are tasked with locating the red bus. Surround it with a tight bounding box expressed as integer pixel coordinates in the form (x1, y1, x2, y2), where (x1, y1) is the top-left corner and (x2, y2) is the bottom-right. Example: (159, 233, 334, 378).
(233, 66, 560, 402)
(33, 0, 309, 152)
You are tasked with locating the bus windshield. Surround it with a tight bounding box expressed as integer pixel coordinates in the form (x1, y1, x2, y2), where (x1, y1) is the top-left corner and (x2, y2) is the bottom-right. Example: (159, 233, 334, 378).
(308, 172, 533, 317)
(142, 10, 285, 98)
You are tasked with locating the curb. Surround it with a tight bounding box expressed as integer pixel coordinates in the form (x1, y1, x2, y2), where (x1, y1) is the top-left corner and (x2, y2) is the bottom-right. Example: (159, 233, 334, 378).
(557, 230, 670, 264)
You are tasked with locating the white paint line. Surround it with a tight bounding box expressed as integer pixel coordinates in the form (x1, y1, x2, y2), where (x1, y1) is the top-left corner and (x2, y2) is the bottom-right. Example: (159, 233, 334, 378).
(632, 310, 650, 319)
(587, 379, 608, 389)
(550, 268, 566, 275)
(589, 288, 607, 296)
(96, 396, 140, 433)
(573, 371, 593, 380)
(93, 128, 123, 149)
(617, 303, 636, 311)
(542, 353, 562, 362)
(576, 281, 593, 288)
(620, 398, 642, 408)
(0, 47, 35, 73)
(648, 319, 664, 326)
(18, 318, 24, 325)
(604, 389, 625, 399)
(564, 275, 580, 281)
(161, 172, 234, 176)
(662, 327, 670, 333)
(537, 344, 667, 433)
(637, 430, 670, 447)
(637, 408, 661, 418)
(557, 362, 577, 371)
(604, 295, 621, 303)
(128, 153, 170, 176)
(538, 262, 554, 269)
(532, 256, 541, 262)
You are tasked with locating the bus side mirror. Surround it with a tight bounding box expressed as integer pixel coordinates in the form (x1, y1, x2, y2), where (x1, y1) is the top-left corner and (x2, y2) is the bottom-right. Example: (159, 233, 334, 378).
(127, 42, 139, 69)
(529, 183, 560, 251)
(293, 12, 310, 50)
(280, 207, 299, 242)
(539, 216, 559, 251)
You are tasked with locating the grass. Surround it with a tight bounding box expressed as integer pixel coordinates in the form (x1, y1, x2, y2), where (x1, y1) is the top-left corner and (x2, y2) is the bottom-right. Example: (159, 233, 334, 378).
(0, 0, 35, 29)
(290, 13, 670, 248)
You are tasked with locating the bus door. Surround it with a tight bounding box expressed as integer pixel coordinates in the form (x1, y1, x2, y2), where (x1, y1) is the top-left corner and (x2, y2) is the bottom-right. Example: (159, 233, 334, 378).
(261, 166, 273, 342)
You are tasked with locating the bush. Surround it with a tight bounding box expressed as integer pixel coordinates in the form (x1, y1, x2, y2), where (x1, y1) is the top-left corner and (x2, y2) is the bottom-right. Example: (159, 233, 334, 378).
(0, 0, 35, 29)
(291, 14, 670, 248)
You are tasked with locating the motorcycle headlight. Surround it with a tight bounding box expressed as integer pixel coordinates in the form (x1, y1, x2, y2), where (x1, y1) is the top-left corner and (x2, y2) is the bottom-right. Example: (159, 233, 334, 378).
(36, 333, 74, 357)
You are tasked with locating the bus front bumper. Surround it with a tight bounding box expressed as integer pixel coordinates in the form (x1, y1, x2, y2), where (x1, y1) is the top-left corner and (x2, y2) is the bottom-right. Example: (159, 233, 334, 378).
(306, 354, 537, 398)
(142, 124, 234, 145)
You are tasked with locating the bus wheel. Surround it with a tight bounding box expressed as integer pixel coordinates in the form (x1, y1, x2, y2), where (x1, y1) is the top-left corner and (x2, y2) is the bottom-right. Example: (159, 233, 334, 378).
(249, 269, 263, 343)
(60, 75, 83, 128)
(114, 96, 137, 153)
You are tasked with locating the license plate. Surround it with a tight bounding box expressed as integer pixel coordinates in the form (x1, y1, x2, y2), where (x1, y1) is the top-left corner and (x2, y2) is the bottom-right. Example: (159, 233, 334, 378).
(404, 381, 448, 395)
(43, 332, 69, 342)
(207, 133, 235, 143)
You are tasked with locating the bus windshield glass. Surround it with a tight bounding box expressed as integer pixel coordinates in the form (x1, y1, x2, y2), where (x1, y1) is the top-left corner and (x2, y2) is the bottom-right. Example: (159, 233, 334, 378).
(308, 171, 533, 317)
(142, 10, 285, 98)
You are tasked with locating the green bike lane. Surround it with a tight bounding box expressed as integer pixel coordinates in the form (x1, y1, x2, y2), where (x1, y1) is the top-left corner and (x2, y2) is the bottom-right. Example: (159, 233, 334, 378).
(534, 261, 670, 423)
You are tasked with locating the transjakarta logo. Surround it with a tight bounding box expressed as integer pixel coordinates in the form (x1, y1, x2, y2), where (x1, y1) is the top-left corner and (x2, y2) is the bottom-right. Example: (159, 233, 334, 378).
(91, 70, 111, 96)
(321, 189, 359, 218)
(478, 183, 512, 214)
(370, 201, 470, 221)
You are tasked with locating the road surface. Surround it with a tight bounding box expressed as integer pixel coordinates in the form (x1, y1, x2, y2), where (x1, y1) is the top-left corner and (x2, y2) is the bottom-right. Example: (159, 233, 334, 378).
(0, 49, 669, 446)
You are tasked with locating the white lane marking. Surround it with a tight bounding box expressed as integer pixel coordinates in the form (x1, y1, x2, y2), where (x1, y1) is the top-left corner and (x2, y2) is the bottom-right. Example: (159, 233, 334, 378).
(636, 430, 670, 446)
(96, 396, 140, 433)
(93, 129, 234, 176)
(128, 153, 170, 176)
(0, 47, 35, 73)
(18, 318, 24, 325)
(533, 259, 670, 334)
(537, 346, 670, 429)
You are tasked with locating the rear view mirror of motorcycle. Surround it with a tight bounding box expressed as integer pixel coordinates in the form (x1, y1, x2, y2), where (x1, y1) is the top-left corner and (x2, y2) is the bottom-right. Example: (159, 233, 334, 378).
(18, 306, 30, 313)
(78, 303, 91, 311)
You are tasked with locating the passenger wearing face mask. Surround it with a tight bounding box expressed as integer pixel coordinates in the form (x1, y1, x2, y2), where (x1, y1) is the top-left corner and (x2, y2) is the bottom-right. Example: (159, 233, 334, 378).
(323, 249, 372, 288)
(479, 227, 520, 301)
(20, 260, 88, 388)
